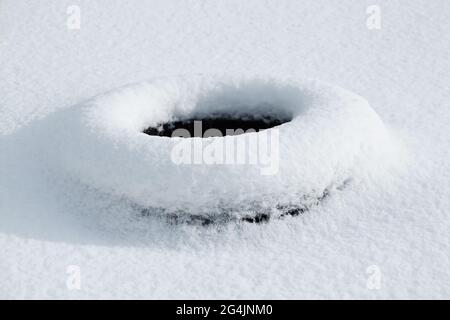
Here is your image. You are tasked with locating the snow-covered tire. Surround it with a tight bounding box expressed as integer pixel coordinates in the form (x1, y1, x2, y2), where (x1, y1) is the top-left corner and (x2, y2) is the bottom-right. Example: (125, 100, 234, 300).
(57, 76, 395, 221)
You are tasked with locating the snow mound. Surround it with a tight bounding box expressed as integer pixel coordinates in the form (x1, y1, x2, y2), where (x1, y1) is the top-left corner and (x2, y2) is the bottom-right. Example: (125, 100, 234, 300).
(55, 76, 399, 220)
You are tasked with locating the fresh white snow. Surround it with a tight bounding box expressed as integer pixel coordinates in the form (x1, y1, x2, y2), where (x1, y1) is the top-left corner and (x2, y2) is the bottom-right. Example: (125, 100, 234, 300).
(0, 0, 449, 299)
(54, 76, 398, 218)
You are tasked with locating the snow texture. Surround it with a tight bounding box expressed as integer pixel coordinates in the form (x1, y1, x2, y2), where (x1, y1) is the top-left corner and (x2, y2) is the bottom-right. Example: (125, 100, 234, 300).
(0, 0, 449, 299)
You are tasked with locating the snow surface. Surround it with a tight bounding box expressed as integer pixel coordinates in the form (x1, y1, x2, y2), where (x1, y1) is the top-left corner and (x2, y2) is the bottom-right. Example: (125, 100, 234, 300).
(1, 0, 449, 299)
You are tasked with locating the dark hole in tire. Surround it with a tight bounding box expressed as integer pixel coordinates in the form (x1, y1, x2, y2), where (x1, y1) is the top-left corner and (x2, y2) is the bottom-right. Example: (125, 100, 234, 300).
(143, 114, 291, 138)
